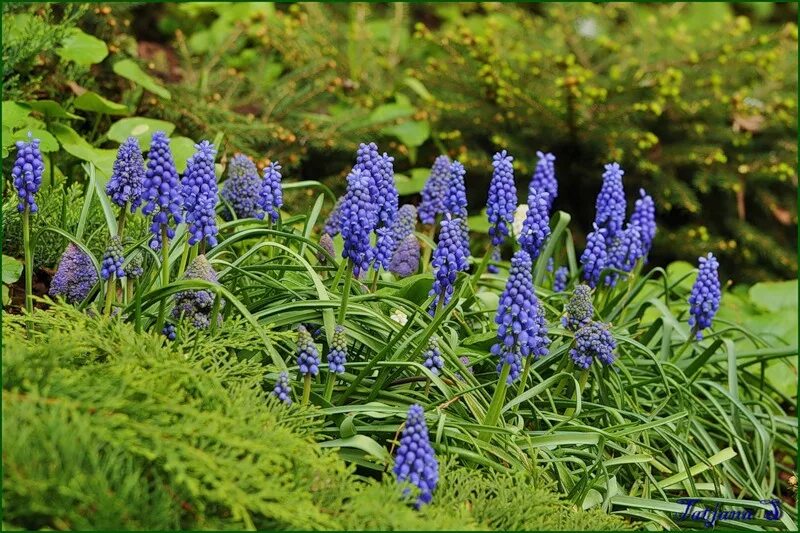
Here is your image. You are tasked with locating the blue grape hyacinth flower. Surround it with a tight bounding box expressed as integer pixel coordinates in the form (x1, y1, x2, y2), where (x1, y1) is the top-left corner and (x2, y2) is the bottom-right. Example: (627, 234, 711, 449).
(594, 162, 626, 240)
(100, 236, 126, 280)
(570, 321, 617, 369)
(356, 142, 398, 227)
(124, 250, 144, 279)
(296, 325, 320, 377)
(389, 233, 420, 278)
(422, 336, 444, 376)
(12, 132, 45, 214)
(49, 243, 98, 304)
(106, 136, 145, 211)
(260, 161, 283, 222)
(220, 154, 263, 220)
(487, 246, 501, 274)
(324, 197, 344, 236)
(141, 132, 183, 251)
(486, 150, 517, 246)
(562, 284, 594, 331)
(604, 223, 643, 287)
(554, 266, 569, 292)
(390, 204, 418, 246)
(429, 216, 469, 313)
(519, 188, 551, 260)
(272, 371, 292, 405)
(171, 255, 224, 329)
(529, 151, 557, 212)
(445, 160, 468, 218)
(340, 168, 377, 276)
(393, 404, 439, 509)
(182, 141, 219, 247)
(688, 253, 721, 340)
(491, 250, 550, 384)
(327, 325, 348, 374)
(372, 226, 395, 272)
(419, 155, 450, 224)
(161, 323, 176, 341)
(630, 188, 656, 258)
(580, 223, 608, 288)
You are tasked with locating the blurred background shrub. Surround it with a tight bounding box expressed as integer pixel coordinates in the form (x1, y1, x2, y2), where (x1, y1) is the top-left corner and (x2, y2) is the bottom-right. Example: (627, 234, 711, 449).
(3, 2, 797, 282)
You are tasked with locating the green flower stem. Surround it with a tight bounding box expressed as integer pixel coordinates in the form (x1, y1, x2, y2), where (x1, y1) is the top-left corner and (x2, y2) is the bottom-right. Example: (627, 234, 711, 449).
(337, 263, 354, 324)
(177, 241, 191, 279)
(21, 209, 33, 317)
(117, 208, 127, 239)
(564, 369, 589, 417)
(126, 278, 134, 305)
(371, 267, 380, 292)
(156, 226, 170, 332)
(301, 374, 312, 406)
(513, 355, 533, 413)
(671, 326, 698, 362)
(133, 280, 143, 334)
(103, 277, 116, 316)
(480, 363, 511, 442)
(323, 372, 335, 402)
(421, 217, 439, 271)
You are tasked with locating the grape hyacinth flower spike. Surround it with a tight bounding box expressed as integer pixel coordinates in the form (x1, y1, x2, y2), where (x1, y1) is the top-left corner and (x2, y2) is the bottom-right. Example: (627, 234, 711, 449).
(519, 188, 551, 260)
(487, 246, 501, 274)
(106, 136, 145, 213)
(563, 284, 594, 331)
(355, 142, 398, 227)
(272, 371, 292, 405)
(390, 204, 418, 245)
(445, 160, 468, 218)
(429, 216, 469, 314)
(297, 325, 320, 405)
(486, 150, 517, 247)
(393, 404, 439, 509)
(327, 325, 348, 374)
(491, 249, 549, 384)
(124, 250, 144, 279)
(554, 266, 569, 292)
(162, 323, 176, 341)
(418, 155, 450, 225)
(171, 255, 224, 329)
(141, 131, 183, 251)
(100, 236, 126, 280)
(630, 188, 656, 258)
(604, 223, 643, 287)
(389, 233, 421, 278)
(323, 197, 344, 236)
(317, 233, 336, 263)
(570, 321, 617, 369)
(260, 161, 283, 222)
(580, 223, 608, 288)
(529, 151, 557, 211)
(422, 336, 444, 375)
(594, 162, 626, 240)
(339, 168, 377, 277)
(688, 253, 721, 340)
(49, 243, 98, 304)
(12, 132, 44, 214)
(182, 141, 219, 248)
(220, 154, 263, 219)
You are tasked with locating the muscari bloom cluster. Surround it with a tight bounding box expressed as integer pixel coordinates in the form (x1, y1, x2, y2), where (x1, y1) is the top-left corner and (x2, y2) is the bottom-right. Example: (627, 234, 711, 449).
(445, 161, 468, 218)
(100, 236, 125, 280)
(529, 151, 557, 212)
(356, 142, 399, 227)
(418, 155, 450, 224)
(327, 325, 348, 374)
(221, 154, 263, 219)
(182, 141, 219, 247)
(171, 255, 224, 329)
(272, 371, 292, 405)
(12, 133, 45, 213)
(487, 246, 501, 274)
(141, 132, 183, 250)
(570, 321, 617, 369)
(317, 233, 336, 263)
(518, 188, 551, 260)
(339, 168, 377, 276)
(422, 336, 444, 375)
(429, 216, 469, 313)
(373, 227, 396, 271)
(563, 284, 594, 331)
(393, 404, 439, 509)
(391, 204, 418, 245)
(389, 233, 420, 278)
(162, 323, 176, 341)
(688, 253, 721, 340)
(580, 223, 608, 288)
(260, 161, 283, 222)
(594, 162, 626, 239)
(630, 188, 656, 257)
(554, 266, 569, 292)
(491, 250, 549, 384)
(124, 250, 144, 279)
(50, 243, 98, 304)
(106, 136, 145, 211)
(323, 197, 344, 236)
(604, 223, 643, 287)
(486, 150, 517, 247)
(296, 325, 320, 377)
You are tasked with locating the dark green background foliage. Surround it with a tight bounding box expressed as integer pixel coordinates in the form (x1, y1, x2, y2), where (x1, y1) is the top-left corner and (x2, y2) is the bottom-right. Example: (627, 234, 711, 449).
(2, 306, 628, 531)
(2, 2, 797, 282)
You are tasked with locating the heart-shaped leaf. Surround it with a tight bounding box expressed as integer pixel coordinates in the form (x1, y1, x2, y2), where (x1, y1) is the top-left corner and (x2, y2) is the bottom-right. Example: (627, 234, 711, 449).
(56, 28, 108, 66)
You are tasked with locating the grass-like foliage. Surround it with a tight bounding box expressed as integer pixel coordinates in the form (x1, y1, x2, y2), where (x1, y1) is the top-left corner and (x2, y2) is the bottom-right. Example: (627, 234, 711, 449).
(3, 305, 627, 531)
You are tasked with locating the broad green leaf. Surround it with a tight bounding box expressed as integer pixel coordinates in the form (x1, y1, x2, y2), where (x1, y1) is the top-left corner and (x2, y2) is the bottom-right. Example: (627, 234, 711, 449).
(113, 59, 172, 100)
(27, 100, 82, 120)
(169, 136, 198, 173)
(749, 279, 798, 312)
(2, 101, 32, 129)
(404, 77, 433, 101)
(73, 91, 130, 116)
(2, 285, 9, 306)
(381, 120, 430, 148)
(56, 28, 108, 66)
(467, 210, 490, 233)
(50, 123, 96, 161)
(11, 128, 58, 152)
(2, 255, 23, 284)
(368, 98, 415, 124)
(666, 260, 696, 292)
(394, 168, 430, 195)
(107, 117, 175, 145)
(318, 435, 391, 464)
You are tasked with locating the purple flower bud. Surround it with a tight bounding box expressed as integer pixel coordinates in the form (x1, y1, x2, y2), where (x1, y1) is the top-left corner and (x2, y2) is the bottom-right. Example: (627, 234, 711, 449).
(580, 223, 607, 288)
(323, 197, 344, 236)
(182, 141, 219, 247)
(422, 335, 444, 375)
(372, 226, 395, 271)
(393, 404, 438, 508)
(688, 253, 721, 340)
(429, 216, 469, 313)
(356, 142, 398, 227)
(487, 150, 517, 246)
(142, 132, 183, 250)
(389, 233, 420, 278)
(318, 233, 336, 262)
(49, 243, 98, 304)
(570, 321, 617, 369)
(100, 236, 126, 280)
(529, 151, 557, 212)
(327, 325, 348, 374)
(594, 162, 626, 240)
(260, 161, 283, 222)
(604, 223, 642, 287)
(340, 168, 377, 276)
(296, 325, 320, 377)
(272, 371, 292, 404)
(162, 323, 176, 341)
(419, 155, 450, 224)
(562, 284, 594, 331)
(445, 161, 468, 218)
(519, 188, 551, 260)
(630, 188, 656, 258)
(12, 132, 45, 214)
(390, 204, 418, 246)
(171, 255, 224, 329)
(106, 136, 145, 211)
(221, 154, 263, 220)
(124, 249, 144, 279)
(554, 266, 569, 292)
